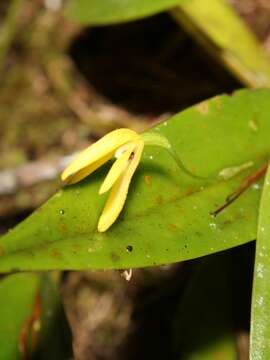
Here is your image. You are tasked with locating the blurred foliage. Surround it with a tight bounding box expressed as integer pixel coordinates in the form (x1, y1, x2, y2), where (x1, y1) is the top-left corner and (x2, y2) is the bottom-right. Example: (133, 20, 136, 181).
(0, 273, 39, 359)
(1, 0, 270, 359)
(0, 273, 72, 360)
(173, 0, 270, 87)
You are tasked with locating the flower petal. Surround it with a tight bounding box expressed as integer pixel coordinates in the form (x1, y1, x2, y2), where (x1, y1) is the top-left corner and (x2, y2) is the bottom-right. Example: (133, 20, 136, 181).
(98, 140, 144, 232)
(61, 128, 139, 184)
(63, 153, 112, 185)
(99, 142, 136, 194)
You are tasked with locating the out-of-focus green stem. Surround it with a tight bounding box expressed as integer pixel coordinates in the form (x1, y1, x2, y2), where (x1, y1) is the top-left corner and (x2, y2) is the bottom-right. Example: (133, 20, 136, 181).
(143, 131, 209, 180)
(0, 0, 24, 73)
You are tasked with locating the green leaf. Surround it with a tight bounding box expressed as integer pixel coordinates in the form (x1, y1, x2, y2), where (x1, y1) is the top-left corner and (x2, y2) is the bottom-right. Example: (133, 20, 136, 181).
(65, 0, 184, 25)
(172, 0, 270, 88)
(0, 88, 270, 272)
(0, 273, 39, 360)
(0, 273, 73, 360)
(250, 165, 270, 359)
(31, 274, 73, 360)
(173, 254, 237, 359)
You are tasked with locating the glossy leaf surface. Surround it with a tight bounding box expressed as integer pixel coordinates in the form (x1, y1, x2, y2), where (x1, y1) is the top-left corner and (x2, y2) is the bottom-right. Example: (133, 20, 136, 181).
(0, 89, 270, 271)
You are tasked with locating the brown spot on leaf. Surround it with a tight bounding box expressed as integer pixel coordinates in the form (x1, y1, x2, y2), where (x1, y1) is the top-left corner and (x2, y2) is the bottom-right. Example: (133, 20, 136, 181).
(0, 247, 5, 256)
(196, 101, 209, 115)
(18, 292, 42, 359)
(249, 116, 259, 132)
(219, 219, 232, 229)
(111, 252, 120, 262)
(168, 223, 178, 231)
(144, 175, 152, 185)
(59, 222, 67, 232)
(185, 187, 194, 196)
(51, 249, 62, 258)
(213, 96, 222, 110)
(155, 195, 163, 205)
(76, 224, 83, 232)
(72, 244, 81, 251)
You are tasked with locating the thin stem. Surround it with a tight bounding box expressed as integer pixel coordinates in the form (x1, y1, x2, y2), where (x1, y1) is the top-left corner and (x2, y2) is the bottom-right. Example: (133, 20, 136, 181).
(165, 147, 210, 180)
(143, 131, 211, 181)
(211, 162, 268, 217)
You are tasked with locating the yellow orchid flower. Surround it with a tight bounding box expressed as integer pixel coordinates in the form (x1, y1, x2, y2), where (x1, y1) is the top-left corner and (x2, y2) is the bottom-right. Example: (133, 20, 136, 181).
(61, 128, 202, 232)
(61, 129, 144, 232)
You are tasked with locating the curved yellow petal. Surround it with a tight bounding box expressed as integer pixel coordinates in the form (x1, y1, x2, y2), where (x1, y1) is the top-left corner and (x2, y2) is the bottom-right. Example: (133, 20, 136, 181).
(99, 142, 136, 194)
(63, 153, 112, 185)
(61, 128, 139, 184)
(98, 140, 144, 232)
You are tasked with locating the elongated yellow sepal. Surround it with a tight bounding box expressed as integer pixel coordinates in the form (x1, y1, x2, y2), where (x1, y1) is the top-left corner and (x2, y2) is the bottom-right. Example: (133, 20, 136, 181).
(61, 128, 139, 184)
(98, 140, 144, 232)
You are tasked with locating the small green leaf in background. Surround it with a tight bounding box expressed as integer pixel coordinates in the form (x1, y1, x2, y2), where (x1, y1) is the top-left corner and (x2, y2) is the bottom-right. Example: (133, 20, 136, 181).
(0, 273, 39, 360)
(0, 89, 269, 272)
(65, 0, 184, 25)
(0, 273, 73, 360)
(250, 164, 270, 359)
(172, 0, 270, 88)
(173, 254, 237, 359)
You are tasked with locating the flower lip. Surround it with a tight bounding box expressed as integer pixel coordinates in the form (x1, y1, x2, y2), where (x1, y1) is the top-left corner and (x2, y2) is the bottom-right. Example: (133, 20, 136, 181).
(99, 142, 137, 195)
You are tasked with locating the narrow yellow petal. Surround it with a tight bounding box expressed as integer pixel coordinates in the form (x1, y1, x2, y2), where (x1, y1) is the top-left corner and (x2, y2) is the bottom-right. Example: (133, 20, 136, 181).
(98, 140, 144, 232)
(63, 153, 112, 185)
(61, 128, 139, 184)
(99, 142, 136, 194)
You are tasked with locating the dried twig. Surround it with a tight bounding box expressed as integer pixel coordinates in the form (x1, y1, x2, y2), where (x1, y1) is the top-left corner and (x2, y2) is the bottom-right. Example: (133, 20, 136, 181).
(0, 153, 75, 195)
(212, 162, 268, 216)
